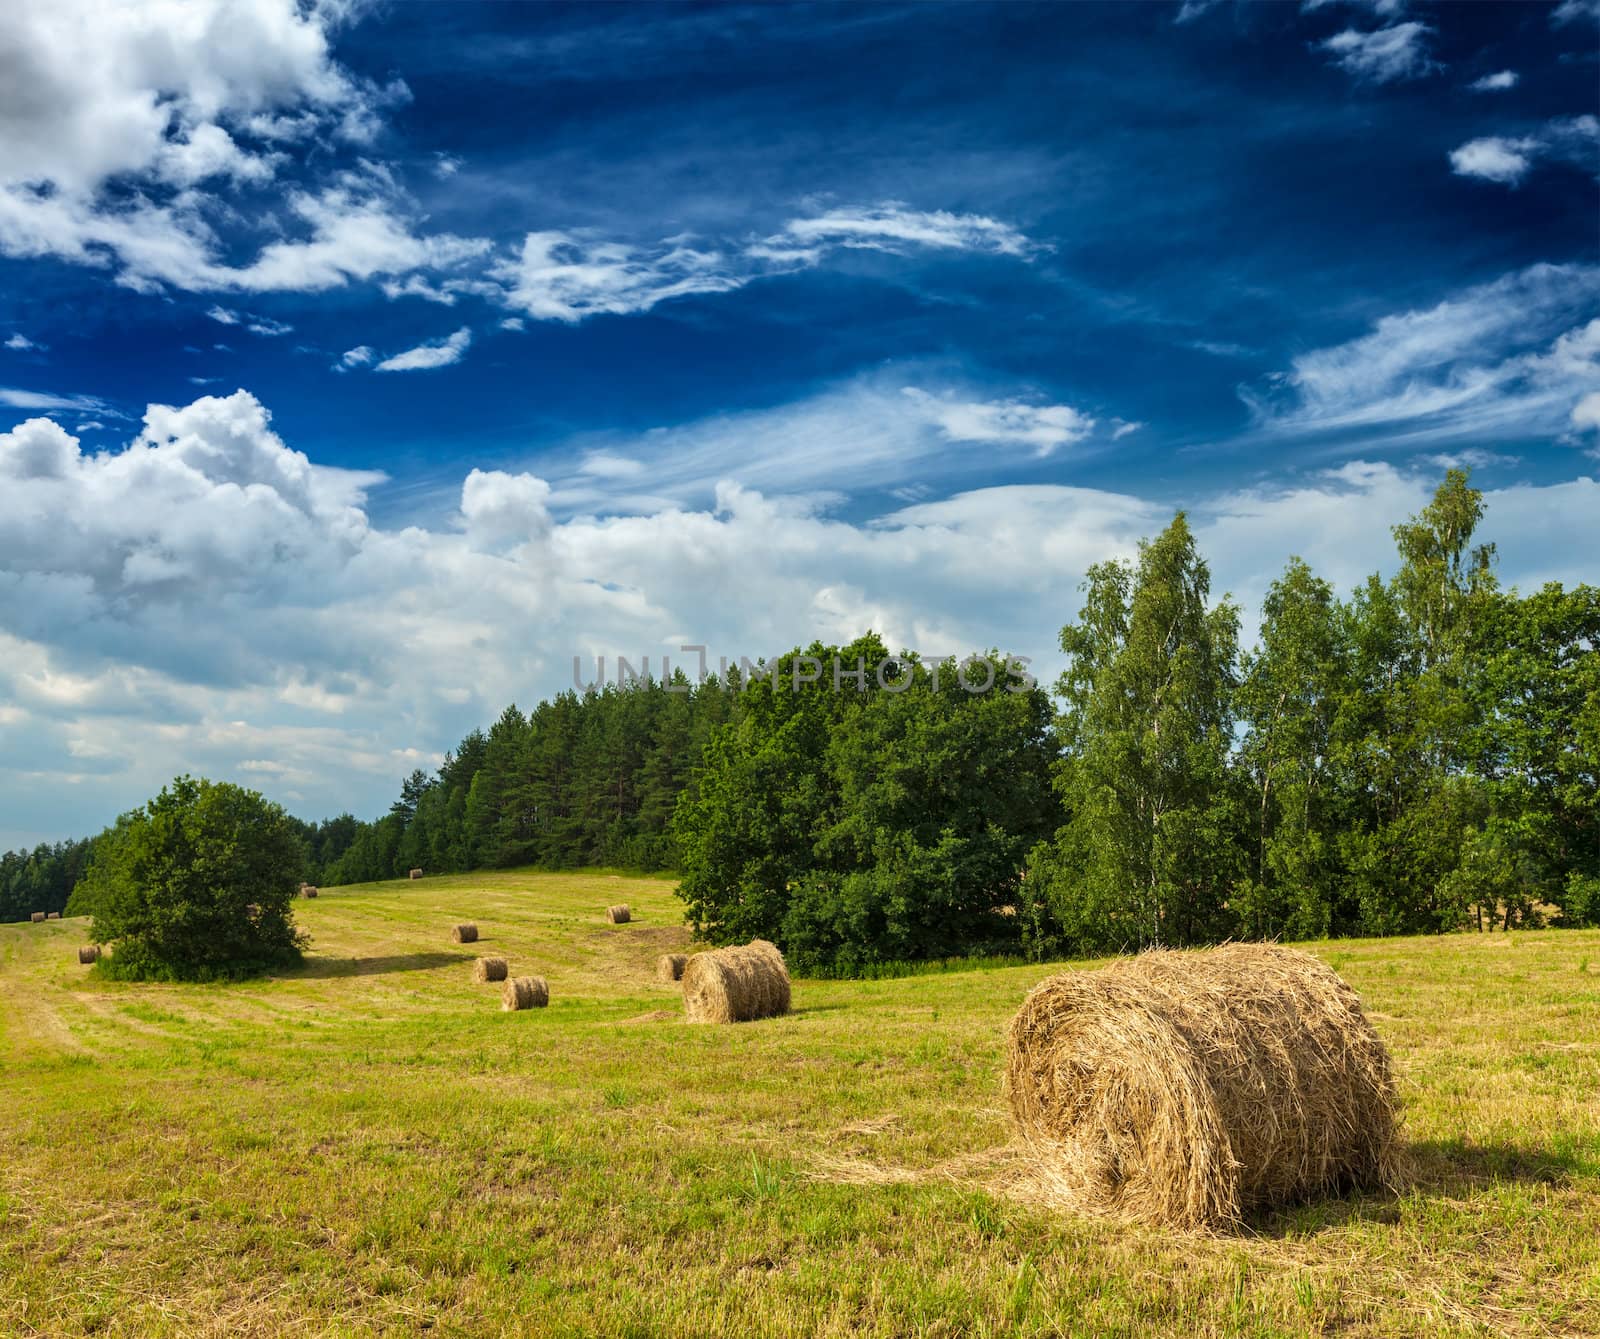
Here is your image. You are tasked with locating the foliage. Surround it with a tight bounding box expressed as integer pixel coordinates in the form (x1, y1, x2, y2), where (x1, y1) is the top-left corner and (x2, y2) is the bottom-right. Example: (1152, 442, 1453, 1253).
(81, 776, 306, 979)
(673, 634, 1058, 970)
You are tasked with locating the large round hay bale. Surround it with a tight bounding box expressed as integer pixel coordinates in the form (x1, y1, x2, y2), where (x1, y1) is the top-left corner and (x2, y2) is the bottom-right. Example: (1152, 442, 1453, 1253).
(682, 939, 791, 1023)
(46, 911, 60, 920)
(656, 952, 689, 983)
(301, 885, 318, 899)
(502, 975, 549, 1010)
(606, 904, 631, 924)
(1005, 943, 1401, 1231)
(30, 912, 45, 923)
(409, 868, 424, 880)
(473, 956, 508, 983)
(77, 946, 100, 964)
(452, 923, 479, 944)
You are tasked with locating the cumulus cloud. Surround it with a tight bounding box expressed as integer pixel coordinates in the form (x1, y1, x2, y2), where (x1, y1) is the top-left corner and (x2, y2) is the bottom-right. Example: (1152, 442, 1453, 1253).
(1450, 116, 1600, 187)
(1469, 70, 1519, 92)
(374, 326, 472, 372)
(1449, 137, 1539, 184)
(1245, 262, 1600, 446)
(336, 345, 374, 371)
(0, 2, 485, 298)
(5, 334, 37, 351)
(1319, 23, 1438, 83)
(4, 390, 1598, 846)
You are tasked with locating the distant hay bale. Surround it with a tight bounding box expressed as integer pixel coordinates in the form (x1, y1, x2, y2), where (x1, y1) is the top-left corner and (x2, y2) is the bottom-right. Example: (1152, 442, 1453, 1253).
(656, 952, 689, 983)
(46, 911, 60, 920)
(300, 885, 318, 899)
(30, 912, 44, 923)
(1005, 943, 1401, 1232)
(409, 868, 424, 880)
(77, 946, 100, 964)
(452, 923, 479, 944)
(682, 939, 791, 1024)
(502, 975, 549, 1010)
(606, 904, 631, 924)
(473, 956, 508, 983)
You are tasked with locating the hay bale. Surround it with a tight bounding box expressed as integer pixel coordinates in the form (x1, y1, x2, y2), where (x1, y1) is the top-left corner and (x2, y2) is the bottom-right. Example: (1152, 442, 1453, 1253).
(682, 939, 791, 1023)
(30, 912, 44, 923)
(409, 868, 424, 880)
(1005, 943, 1401, 1231)
(502, 975, 549, 1010)
(473, 956, 508, 983)
(606, 904, 631, 924)
(301, 885, 318, 899)
(46, 911, 60, 920)
(77, 946, 100, 965)
(452, 923, 479, 944)
(656, 952, 689, 983)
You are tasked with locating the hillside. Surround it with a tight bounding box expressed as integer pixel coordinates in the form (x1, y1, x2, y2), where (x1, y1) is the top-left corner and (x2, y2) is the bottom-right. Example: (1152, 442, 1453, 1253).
(2, 870, 1598, 1336)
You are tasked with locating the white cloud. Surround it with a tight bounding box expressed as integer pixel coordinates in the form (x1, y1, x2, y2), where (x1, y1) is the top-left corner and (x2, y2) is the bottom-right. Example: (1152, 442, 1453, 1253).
(1111, 420, 1145, 440)
(494, 231, 742, 322)
(499, 317, 525, 332)
(1573, 392, 1600, 432)
(1246, 262, 1600, 446)
(208, 304, 291, 335)
(374, 326, 472, 372)
(1450, 137, 1538, 184)
(766, 203, 1036, 260)
(579, 452, 647, 479)
(1449, 116, 1600, 188)
(4, 334, 36, 351)
(4, 391, 1598, 846)
(336, 345, 374, 371)
(1469, 70, 1519, 92)
(0, 387, 106, 412)
(0, 2, 486, 299)
(902, 388, 1095, 456)
(493, 203, 1038, 323)
(1302, 0, 1409, 13)
(1319, 23, 1438, 83)
(1551, 0, 1600, 25)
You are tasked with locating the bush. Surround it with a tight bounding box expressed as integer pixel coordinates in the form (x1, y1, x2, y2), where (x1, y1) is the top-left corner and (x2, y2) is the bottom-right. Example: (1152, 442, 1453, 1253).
(82, 776, 307, 980)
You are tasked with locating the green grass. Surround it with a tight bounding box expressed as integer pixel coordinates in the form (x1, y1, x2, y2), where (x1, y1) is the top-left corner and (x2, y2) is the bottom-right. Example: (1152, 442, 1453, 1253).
(2, 869, 1598, 1337)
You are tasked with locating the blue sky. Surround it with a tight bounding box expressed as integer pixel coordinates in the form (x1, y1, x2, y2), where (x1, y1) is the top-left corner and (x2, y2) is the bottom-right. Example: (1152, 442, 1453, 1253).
(1, 0, 1598, 846)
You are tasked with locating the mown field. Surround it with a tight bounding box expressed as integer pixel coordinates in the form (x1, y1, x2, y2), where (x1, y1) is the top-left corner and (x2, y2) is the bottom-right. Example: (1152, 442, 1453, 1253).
(1, 870, 1597, 1338)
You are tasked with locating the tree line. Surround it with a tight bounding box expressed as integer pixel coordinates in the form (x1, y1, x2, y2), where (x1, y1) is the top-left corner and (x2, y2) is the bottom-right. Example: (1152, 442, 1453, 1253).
(7, 472, 1596, 973)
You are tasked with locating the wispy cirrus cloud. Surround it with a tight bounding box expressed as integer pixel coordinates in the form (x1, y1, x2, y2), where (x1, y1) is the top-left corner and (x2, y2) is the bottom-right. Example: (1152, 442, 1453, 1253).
(374, 326, 472, 372)
(1245, 263, 1600, 447)
(491, 204, 1040, 323)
